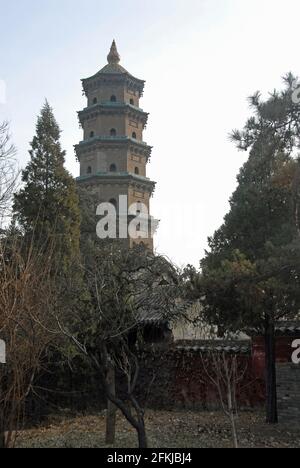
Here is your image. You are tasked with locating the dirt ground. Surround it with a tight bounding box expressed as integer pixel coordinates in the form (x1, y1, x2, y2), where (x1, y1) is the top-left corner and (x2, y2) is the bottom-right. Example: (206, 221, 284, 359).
(16, 409, 300, 448)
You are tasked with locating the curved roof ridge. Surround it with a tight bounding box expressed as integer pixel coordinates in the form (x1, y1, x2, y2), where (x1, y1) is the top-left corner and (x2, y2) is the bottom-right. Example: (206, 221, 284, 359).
(82, 40, 145, 85)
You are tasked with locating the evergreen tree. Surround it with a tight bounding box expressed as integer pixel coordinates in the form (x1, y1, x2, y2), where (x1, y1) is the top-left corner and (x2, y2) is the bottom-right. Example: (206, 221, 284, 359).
(189, 75, 300, 424)
(13, 101, 81, 268)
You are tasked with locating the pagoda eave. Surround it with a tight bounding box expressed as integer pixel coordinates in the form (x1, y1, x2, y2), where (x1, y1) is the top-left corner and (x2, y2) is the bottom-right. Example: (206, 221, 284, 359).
(76, 172, 156, 194)
(75, 137, 153, 161)
(78, 104, 149, 128)
(82, 73, 145, 97)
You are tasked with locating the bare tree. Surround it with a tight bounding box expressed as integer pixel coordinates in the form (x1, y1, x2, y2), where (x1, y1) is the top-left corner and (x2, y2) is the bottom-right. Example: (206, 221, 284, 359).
(57, 244, 187, 449)
(200, 346, 248, 448)
(0, 122, 60, 447)
(0, 234, 58, 448)
(0, 122, 18, 224)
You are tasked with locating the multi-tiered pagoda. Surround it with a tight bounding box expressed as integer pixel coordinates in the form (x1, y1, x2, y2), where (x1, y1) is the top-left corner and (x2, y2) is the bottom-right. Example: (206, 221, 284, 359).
(75, 40, 156, 250)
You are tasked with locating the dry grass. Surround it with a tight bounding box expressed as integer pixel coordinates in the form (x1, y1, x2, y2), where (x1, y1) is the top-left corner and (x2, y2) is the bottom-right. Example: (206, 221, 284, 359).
(16, 409, 300, 448)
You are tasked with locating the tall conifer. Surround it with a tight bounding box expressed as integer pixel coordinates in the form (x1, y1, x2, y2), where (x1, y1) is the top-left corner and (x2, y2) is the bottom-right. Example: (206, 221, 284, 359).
(14, 101, 80, 267)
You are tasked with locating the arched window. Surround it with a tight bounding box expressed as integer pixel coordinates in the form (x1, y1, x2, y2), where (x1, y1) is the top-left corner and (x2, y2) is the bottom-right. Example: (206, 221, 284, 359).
(90, 131, 94, 138)
(109, 163, 117, 172)
(93, 97, 97, 105)
(132, 132, 137, 139)
(110, 128, 117, 137)
(134, 167, 139, 175)
(110, 95, 117, 102)
(130, 98, 134, 105)
(87, 166, 92, 174)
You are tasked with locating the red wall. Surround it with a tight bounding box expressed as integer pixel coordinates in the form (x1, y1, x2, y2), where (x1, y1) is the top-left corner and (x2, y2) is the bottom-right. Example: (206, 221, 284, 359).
(171, 352, 265, 408)
(252, 336, 296, 380)
(138, 335, 298, 410)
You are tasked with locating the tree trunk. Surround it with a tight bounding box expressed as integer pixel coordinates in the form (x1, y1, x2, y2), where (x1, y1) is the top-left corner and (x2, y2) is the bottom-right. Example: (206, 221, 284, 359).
(100, 345, 148, 449)
(0, 431, 5, 449)
(224, 355, 239, 448)
(265, 315, 278, 424)
(227, 386, 238, 448)
(0, 404, 5, 448)
(137, 419, 148, 449)
(105, 364, 117, 445)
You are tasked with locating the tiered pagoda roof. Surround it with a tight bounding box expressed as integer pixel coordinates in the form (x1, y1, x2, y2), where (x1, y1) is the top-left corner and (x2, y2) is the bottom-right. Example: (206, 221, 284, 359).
(81, 40, 145, 97)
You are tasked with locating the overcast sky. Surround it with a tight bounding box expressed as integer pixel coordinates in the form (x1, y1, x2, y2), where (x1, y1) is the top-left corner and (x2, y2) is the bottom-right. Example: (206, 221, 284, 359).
(1, 0, 300, 267)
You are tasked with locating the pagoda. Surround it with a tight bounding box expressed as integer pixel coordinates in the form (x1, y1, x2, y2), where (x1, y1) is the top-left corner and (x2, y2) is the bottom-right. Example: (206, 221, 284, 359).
(75, 41, 157, 249)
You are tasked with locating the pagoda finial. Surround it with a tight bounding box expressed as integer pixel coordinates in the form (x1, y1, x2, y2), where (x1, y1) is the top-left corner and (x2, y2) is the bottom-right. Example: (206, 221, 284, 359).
(107, 40, 121, 64)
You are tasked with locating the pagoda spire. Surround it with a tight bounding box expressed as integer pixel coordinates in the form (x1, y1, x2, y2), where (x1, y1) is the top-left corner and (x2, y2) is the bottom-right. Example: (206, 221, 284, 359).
(107, 40, 121, 64)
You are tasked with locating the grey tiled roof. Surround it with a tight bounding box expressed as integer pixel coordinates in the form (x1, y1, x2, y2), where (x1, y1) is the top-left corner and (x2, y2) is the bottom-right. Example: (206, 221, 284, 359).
(82, 63, 145, 86)
(98, 63, 129, 74)
(138, 309, 166, 325)
(275, 321, 300, 334)
(175, 340, 251, 354)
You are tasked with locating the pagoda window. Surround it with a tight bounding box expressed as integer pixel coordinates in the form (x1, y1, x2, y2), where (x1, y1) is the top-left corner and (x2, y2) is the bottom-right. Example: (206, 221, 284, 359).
(110, 163, 117, 172)
(132, 132, 137, 139)
(110, 95, 117, 102)
(110, 128, 117, 137)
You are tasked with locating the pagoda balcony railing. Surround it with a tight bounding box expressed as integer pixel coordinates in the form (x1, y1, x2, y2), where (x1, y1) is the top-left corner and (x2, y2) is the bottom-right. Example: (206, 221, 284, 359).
(79, 136, 149, 147)
(88, 101, 145, 112)
(78, 171, 151, 181)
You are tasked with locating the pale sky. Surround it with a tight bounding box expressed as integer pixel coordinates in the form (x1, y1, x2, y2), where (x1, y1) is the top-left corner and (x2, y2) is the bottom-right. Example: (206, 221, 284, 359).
(1, 0, 300, 267)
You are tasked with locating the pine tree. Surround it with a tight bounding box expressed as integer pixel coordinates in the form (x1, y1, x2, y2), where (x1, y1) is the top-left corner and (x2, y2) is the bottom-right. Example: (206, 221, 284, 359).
(191, 75, 300, 424)
(13, 101, 81, 268)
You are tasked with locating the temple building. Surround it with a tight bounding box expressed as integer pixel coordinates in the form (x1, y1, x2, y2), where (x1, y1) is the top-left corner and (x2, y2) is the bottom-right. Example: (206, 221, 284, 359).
(75, 40, 157, 250)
